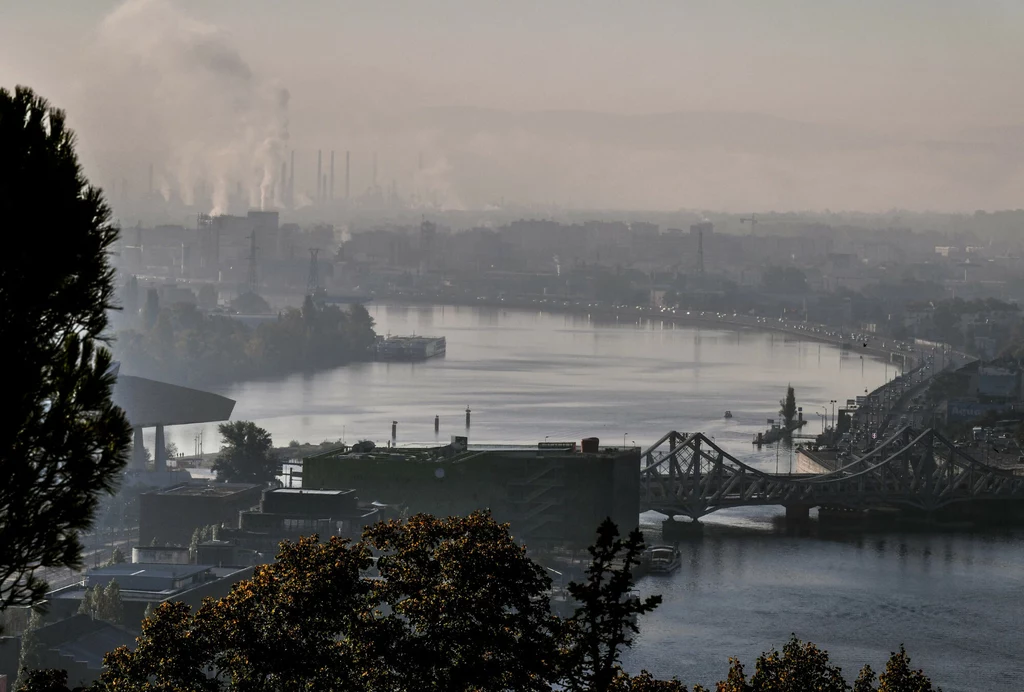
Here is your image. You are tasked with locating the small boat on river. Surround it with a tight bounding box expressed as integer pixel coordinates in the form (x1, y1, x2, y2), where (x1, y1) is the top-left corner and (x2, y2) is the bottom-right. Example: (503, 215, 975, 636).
(643, 545, 682, 574)
(724, 411, 733, 419)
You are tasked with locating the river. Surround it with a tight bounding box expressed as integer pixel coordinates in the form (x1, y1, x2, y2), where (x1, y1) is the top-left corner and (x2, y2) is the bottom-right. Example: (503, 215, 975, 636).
(159, 303, 1021, 690)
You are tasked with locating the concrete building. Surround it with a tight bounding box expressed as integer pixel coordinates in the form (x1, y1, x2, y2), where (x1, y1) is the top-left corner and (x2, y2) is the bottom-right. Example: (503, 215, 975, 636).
(302, 437, 640, 545)
(0, 615, 138, 688)
(139, 482, 263, 546)
(218, 487, 383, 555)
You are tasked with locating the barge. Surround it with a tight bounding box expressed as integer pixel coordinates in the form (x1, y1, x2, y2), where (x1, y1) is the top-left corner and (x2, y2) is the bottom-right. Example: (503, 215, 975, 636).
(375, 335, 447, 361)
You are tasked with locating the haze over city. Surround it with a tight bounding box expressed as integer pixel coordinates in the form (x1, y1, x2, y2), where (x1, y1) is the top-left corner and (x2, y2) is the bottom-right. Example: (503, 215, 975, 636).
(4, 0, 1024, 213)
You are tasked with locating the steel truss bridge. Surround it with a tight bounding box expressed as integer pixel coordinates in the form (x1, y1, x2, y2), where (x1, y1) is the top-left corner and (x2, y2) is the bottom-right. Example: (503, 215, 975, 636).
(640, 428, 1024, 521)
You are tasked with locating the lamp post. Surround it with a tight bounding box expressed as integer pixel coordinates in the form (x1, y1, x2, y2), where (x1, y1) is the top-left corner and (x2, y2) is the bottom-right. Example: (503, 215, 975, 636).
(830, 400, 837, 432)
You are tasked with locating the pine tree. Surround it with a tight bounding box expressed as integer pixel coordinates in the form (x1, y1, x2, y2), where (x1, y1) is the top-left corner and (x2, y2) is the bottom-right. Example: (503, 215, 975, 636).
(0, 86, 133, 610)
(14, 610, 45, 690)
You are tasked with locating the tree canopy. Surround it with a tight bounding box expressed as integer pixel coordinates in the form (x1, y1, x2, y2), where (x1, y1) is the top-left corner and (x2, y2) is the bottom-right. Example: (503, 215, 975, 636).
(779, 385, 797, 430)
(211, 421, 277, 484)
(113, 299, 377, 387)
(0, 85, 132, 610)
(14, 513, 939, 692)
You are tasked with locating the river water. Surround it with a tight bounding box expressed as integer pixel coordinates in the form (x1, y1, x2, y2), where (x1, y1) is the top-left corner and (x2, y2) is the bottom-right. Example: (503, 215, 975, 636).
(161, 304, 1021, 690)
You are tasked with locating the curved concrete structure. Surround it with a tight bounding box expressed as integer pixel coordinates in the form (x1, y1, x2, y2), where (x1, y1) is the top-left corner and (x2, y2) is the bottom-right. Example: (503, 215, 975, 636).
(110, 369, 235, 472)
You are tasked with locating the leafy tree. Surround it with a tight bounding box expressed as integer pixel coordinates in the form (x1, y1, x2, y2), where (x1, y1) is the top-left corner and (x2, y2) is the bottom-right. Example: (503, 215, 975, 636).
(100, 535, 371, 691)
(141, 289, 159, 331)
(230, 291, 271, 315)
(779, 385, 797, 430)
(0, 85, 133, 610)
(360, 511, 562, 692)
(211, 421, 277, 484)
(105, 547, 126, 567)
(562, 519, 662, 692)
(97, 581, 124, 625)
(16, 668, 79, 692)
(76, 585, 98, 618)
(15, 609, 45, 690)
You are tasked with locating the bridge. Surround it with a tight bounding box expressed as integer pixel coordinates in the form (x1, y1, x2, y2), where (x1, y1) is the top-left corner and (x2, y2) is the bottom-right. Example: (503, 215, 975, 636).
(639, 428, 1024, 522)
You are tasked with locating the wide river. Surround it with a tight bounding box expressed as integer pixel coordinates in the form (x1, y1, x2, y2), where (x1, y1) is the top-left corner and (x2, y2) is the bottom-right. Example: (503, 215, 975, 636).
(163, 304, 1021, 690)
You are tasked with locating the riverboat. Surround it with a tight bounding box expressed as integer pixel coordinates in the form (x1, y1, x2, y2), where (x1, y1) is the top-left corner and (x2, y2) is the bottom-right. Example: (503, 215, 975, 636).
(724, 410, 733, 418)
(643, 545, 682, 574)
(375, 335, 446, 361)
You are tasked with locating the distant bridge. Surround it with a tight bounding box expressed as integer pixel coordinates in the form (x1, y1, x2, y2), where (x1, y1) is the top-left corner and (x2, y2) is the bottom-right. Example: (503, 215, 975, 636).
(640, 428, 1024, 521)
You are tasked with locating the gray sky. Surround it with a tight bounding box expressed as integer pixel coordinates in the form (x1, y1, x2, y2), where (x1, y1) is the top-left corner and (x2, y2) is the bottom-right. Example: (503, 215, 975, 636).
(3, 0, 1023, 212)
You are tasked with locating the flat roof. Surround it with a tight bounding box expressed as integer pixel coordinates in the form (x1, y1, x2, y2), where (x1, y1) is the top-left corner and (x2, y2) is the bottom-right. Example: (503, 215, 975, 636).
(306, 443, 636, 465)
(269, 488, 355, 496)
(151, 482, 262, 497)
(87, 563, 213, 579)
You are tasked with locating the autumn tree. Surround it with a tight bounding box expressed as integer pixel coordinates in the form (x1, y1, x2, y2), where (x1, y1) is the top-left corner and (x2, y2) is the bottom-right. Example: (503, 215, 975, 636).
(211, 421, 277, 484)
(0, 86, 132, 611)
(99, 535, 371, 691)
(359, 511, 562, 692)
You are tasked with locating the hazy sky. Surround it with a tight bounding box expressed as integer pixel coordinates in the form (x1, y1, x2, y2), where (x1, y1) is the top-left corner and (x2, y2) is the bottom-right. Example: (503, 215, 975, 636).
(3, 0, 1023, 212)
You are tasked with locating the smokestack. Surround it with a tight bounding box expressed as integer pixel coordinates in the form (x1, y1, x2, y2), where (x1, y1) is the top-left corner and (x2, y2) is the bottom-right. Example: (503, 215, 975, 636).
(345, 151, 350, 200)
(289, 150, 295, 205)
(280, 162, 286, 206)
(316, 150, 322, 202)
(330, 151, 335, 200)
(322, 174, 327, 202)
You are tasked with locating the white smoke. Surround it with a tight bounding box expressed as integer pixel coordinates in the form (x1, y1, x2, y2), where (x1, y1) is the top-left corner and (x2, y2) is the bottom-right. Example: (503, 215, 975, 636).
(97, 0, 289, 215)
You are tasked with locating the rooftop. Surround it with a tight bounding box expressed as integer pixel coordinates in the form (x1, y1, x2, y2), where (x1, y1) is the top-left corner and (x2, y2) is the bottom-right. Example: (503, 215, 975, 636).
(306, 442, 637, 465)
(269, 488, 355, 496)
(85, 563, 212, 580)
(151, 482, 262, 497)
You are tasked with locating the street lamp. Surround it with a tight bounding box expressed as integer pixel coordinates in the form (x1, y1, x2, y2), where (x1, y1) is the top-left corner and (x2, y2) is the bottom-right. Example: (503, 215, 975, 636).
(830, 400, 837, 432)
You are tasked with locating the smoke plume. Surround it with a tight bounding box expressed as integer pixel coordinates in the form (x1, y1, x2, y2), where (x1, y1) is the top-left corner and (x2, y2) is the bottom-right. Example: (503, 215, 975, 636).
(97, 0, 289, 215)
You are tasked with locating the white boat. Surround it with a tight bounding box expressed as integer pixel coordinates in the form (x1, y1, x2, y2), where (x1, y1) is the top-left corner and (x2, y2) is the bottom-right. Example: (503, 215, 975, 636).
(644, 545, 682, 574)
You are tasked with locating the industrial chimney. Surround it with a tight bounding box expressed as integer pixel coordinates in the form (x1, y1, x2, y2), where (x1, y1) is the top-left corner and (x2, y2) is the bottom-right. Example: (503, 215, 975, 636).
(316, 150, 323, 202)
(330, 151, 335, 200)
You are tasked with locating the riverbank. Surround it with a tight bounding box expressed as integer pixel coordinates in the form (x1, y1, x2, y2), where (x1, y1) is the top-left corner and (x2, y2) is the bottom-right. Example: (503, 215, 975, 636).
(372, 291, 924, 370)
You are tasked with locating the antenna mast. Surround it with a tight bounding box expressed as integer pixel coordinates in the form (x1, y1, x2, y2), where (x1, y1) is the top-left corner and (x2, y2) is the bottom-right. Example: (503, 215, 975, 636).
(740, 213, 759, 235)
(307, 248, 321, 297)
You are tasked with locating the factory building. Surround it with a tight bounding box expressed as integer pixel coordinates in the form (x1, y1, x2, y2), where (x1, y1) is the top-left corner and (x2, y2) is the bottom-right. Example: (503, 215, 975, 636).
(302, 437, 640, 546)
(139, 482, 263, 546)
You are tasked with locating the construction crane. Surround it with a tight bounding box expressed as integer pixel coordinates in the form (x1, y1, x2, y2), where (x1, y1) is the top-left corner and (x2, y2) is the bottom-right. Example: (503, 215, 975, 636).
(740, 213, 759, 235)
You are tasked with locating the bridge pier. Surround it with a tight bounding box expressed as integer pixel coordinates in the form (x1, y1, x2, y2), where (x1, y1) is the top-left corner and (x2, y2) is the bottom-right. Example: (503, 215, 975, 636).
(662, 517, 703, 540)
(784, 504, 811, 523)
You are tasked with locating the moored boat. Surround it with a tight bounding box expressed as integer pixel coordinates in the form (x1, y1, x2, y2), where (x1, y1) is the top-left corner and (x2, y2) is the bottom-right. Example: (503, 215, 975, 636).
(643, 545, 682, 574)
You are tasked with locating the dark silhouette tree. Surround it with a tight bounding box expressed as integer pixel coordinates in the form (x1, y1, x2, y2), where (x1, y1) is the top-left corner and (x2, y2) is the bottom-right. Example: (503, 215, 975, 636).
(0, 85, 132, 611)
(561, 519, 662, 692)
(15, 609, 45, 690)
(779, 384, 797, 431)
(211, 421, 277, 484)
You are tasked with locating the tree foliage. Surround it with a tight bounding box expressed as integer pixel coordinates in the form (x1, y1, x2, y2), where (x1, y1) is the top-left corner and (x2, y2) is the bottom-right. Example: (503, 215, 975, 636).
(113, 299, 377, 387)
(563, 519, 662, 692)
(211, 421, 277, 484)
(359, 511, 562, 692)
(0, 85, 132, 610)
(76, 581, 123, 625)
(12, 514, 940, 692)
(779, 385, 797, 430)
